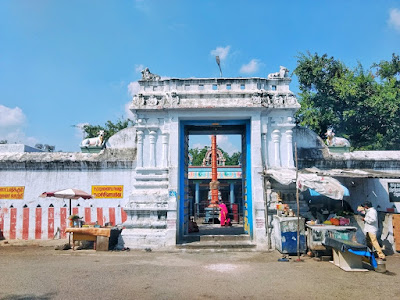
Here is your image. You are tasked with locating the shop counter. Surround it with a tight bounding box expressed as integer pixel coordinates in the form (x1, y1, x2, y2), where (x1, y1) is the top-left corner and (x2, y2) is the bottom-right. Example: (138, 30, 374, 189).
(306, 224, 357, 254)
(323, 236, 376, 272)
(65, 227, 111, 251)
(273, 215, 306, 254)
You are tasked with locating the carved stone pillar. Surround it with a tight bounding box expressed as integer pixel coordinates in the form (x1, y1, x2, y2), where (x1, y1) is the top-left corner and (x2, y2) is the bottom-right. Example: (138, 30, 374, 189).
(137, 130, 144, 168)
(272, 129, 281, 167)
(162, 134, 169, 168)
(262, 133, 268, 169)
(230, 182, 235, 204)
(286, 129, 294, 167)
(149, 130, 157, 168)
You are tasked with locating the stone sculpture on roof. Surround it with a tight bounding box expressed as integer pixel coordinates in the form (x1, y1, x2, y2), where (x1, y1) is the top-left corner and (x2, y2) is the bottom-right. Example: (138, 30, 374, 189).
(268, 66, 289, 79)
(325, 128, 350, 147)
(141, 67, 161, 81)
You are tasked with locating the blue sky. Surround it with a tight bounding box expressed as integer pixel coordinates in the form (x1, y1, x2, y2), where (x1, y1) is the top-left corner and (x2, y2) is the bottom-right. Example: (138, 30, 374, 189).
(0, 0, 399, 152)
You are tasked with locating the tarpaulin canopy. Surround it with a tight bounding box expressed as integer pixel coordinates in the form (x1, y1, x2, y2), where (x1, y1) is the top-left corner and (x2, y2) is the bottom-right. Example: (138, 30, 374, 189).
(309, 185, 349, 197)
(266, 168, 348, 200)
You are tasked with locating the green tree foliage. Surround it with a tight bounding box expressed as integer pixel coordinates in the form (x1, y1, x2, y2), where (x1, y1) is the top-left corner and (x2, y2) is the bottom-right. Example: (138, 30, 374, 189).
(189, 147, 208, 166)
(227, 151, 241, 166)
(189, 146, 241, 166)
(82, 118, 134, 141)
(218, 147, 241, 166)
(294, 52, 400, 150)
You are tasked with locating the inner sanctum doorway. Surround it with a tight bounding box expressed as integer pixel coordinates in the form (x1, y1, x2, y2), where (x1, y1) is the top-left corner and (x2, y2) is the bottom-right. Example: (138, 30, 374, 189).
(179, 120, 252, 243)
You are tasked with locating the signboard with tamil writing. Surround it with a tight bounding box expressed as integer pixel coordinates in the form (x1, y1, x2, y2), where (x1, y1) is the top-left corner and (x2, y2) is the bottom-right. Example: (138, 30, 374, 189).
(388, 182, 400, 202)
(92, 185, 123, 198)
(0, 186, 25, 199)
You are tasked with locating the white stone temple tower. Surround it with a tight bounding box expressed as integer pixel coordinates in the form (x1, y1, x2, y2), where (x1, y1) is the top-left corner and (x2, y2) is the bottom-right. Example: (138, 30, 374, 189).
(120, 66, 300, 250)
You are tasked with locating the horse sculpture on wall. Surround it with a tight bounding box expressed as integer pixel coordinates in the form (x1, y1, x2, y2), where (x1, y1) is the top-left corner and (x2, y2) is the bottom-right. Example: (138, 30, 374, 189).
(80, 130, 105, 148)
(325, 128, 350, 147)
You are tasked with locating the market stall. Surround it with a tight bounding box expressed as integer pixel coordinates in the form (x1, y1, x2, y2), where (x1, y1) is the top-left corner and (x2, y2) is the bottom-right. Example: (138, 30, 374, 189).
(323, 230, 377, 272)
(273, 215, 306, 254)
(65, 227, 111, 251)
(306, 224, 357, 256)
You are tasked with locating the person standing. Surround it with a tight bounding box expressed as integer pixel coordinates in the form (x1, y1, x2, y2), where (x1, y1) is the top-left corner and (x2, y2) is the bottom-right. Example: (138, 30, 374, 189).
(362, 201, 386, 260)
(218, 202, 231, 226)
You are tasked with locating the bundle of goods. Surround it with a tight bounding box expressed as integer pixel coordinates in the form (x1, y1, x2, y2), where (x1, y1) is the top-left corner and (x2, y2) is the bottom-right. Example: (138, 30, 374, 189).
(324, 217, 350, 226)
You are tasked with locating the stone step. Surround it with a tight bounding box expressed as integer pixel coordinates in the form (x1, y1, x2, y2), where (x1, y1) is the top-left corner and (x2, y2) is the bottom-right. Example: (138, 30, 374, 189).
(176, 242, 257, 252)
(199, 234, 250, 242)
(177, 237, 257, 252)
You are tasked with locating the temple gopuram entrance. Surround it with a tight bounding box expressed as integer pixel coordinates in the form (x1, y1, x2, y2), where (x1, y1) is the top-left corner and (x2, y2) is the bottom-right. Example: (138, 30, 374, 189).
(121, 67, 299, 250)
(179, 120, 252, 243)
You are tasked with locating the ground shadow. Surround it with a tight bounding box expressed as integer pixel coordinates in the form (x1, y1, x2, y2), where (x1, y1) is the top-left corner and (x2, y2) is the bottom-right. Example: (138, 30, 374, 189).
(1, 292, 57, 300)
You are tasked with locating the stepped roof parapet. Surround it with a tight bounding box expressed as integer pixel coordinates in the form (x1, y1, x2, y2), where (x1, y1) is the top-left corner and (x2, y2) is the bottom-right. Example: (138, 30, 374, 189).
(130, 68, 299, 110)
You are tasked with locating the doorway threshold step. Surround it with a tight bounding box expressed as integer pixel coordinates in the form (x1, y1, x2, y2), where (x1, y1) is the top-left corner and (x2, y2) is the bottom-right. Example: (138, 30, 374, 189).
(177, 240, 256, 251)
(199, 234, 250, 242)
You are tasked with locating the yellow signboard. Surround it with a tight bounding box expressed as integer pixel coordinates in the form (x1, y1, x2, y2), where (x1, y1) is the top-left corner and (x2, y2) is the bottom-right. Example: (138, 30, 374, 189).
(92, 185, 123, 198)
(0, 186, 25, 199)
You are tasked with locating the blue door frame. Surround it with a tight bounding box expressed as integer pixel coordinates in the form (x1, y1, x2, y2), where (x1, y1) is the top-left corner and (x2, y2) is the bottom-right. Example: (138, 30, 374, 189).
(179, 119, 253, 239)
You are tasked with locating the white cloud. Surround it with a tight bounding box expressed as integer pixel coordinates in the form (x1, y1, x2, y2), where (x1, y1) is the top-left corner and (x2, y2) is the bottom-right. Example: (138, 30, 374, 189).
(0, 105, 26, 127)
(0, 105, 38, 145)
(127, 81, 140, 97)
(72, 123, 89, 140)
(210, 46, 231, 61)
(216, 135, 239, 155)
(192, 143, 206, 149)
(124, 101, 136, 119)
(388, 8, 400, 31)
(135, 64, 145, 73)
(240, 59, 261, 74)
(135, 0, 149, 13)
(125, 81, 141, 120)
(190, 135, 240, 156)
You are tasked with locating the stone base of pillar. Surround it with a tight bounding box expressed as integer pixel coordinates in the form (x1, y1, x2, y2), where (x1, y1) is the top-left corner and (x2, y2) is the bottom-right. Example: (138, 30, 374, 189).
(120, 190, 177, 250)
(204, 207, 220, 224)
(120, 228, 174, 250)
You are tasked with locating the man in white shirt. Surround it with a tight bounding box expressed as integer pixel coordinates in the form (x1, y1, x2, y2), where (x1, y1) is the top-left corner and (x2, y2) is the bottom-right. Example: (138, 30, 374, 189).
(362, 201, 386, 260)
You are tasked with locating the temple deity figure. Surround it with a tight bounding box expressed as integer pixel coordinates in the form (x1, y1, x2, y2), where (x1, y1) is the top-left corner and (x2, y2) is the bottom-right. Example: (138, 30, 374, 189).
(147, 95, 158, 106)
(286, 93, 297, 105)
(132, 93, 145, 107)
(272, 94, 284, 105)
(252, 92, 262, 105)
(164, 91, 180, 107)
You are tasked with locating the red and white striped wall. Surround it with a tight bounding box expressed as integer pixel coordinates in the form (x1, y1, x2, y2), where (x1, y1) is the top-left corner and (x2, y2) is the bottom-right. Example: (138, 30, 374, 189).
(0, 206, 128, 240)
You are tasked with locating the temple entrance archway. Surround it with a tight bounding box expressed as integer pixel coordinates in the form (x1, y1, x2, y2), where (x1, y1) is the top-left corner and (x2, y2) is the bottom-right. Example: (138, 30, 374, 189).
(178, 120, 252, 243)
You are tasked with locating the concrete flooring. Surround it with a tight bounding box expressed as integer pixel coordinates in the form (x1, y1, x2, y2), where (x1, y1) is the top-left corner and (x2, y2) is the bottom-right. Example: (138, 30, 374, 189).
(1, 239, 400, 300)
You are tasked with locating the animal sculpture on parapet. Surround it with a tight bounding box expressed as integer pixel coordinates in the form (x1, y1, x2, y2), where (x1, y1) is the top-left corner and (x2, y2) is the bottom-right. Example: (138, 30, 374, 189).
(81, 130, 105, 148)
(141, 67, 161, 81)
(267, 66, 289, 79)
(325, 128, 350, 147)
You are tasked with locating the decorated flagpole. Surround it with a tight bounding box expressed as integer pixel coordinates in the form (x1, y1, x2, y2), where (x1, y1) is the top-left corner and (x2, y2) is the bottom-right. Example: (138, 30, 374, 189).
(209, 135, 219, 207)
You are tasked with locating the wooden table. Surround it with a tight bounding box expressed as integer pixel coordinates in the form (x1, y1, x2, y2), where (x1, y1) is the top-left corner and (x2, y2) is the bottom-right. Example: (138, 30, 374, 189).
(65, 228, 111, 251)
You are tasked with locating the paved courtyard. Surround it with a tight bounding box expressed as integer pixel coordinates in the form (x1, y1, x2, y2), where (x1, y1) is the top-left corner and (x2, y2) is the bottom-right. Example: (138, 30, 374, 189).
(1, 241, 400, 300)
